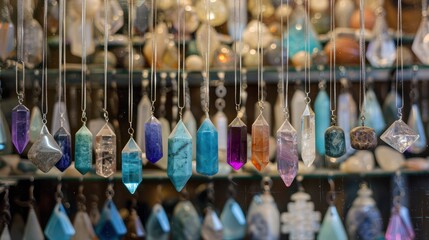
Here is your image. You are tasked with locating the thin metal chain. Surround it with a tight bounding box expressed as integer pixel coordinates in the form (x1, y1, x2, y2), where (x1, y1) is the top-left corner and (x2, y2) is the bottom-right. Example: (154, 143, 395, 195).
(281, 0, 290, 119)
(150, 0, 157, 110)
(304, 0, 311, 101)
(62, 0, 67, 124)
(423, 0, 428, 17)
(58, 0, 65, 126)
(329, 0, 337, 120)
(128, 0, 134, 136)
(257, 0, 264, 110)
(204, 0, 210, 115)
(103, 0, 109, 122)
(233, 0, 242, 112)
(396, 0, 404, 119)
(358, 0, 366, 124)
(81, 0, 87, 123)
(15, 0, 25, 103)
(176, 0, 186, 118)
(41, 0, 48, 123)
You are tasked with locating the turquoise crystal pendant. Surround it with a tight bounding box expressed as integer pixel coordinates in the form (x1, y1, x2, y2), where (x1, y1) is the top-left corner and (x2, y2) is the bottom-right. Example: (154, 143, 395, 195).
(54, 127, 72, 172)
(74, 124, 93, 175)
(196, 117, 218, 176)
(167, 120, 193, 192)
(315, 87, 330, 156)
(221, 198, 246, 240)
(145, 116, 163, 163)
(28, 125, 63, 173)
(146, 204, 170, 240)
(95, 199, 127, 240)
(121, 137, 143, 194)
(44, 203, 75, 240)
(318, 206, 347, 240)
(325, 126, 346, 158)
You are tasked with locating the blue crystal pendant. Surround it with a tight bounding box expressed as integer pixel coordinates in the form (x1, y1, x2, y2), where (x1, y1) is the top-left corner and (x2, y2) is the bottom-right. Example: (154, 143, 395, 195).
(121, 138, 143, 194)
(318, 206, 347, 240)
(407, 104, 427, 154)
(95, 124, 117, 178)
(146, 204, 170, 240)
(315, 87, 330, 156)
(221, 198, 246, 240)
(74, 124, 93, 175)
(11, 104, 30, 154)
(44, 203, 75, 240)
(54, 127, 72, 172)
(325, 126, 346, 158)
(171, 200, 201, 240)
(167, 120, 193, 192)
(28, 125, 63, 173)
(145, 116, 163, 163)
(196, 117, 218, 176)
(95, 199, 127, 240)
(365, 88, 386, 135)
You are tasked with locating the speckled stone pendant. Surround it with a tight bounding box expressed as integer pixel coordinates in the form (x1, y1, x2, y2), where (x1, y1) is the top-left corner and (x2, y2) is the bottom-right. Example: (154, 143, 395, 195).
(28, 125, 63, 173)
(350, 126, 377, 150)
(325, 126, 346, 158)
(227, 117, 247, 170)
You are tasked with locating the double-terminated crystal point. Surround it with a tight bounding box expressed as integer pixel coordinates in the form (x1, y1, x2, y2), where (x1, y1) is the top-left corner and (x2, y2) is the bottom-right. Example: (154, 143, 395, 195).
(145, 116, 163, 163)
(167, 120, 193, 192)
(350, 125, 378, 150)
(54, 127, 72, 171)
(325, 126, 346, 158)
(252, 114, 270, 171)
(301, 104, 316, 167)
(381, 119, 420, 153)
(227, 117, 247, 170)
(122, 138, 143, 194)
(75, 124, 93, 175)
(276, 120, 298, 187)
(95, 123, 117, 178)
(28, 125, 62, 173)
(196, 118, 219, 176)
(12, 104, 30, 153)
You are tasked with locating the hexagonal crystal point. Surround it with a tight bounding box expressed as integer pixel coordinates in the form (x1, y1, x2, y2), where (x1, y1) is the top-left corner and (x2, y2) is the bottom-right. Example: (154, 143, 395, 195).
(381, 119, 419, 153)
(276, 119, 298, 187)
(251, 114, 270, 171)
(227, 117, 247, 170)
(95, 123, 117, 178)
(122, 137, 142, 194)
(350, 126, 378, 150)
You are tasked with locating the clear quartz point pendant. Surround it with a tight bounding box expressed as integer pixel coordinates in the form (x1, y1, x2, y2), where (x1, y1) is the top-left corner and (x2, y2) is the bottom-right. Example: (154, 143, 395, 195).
(23, 208, 43, 240)
(121, 137, 143, 194)
(325, 125, 347, 158)
(407, 104, 427, 154)
(145, 116, 163, 163)
(202, 207, 223, 240)
(381, 119, 420, 153)
(301, 104, 316, 167)
(29, 106, 43, 143)
(72, 211, 96, 240)
(172, 200, 201, 240)
(350, 125, 378, 150)
(44, 203, 75, 240)
(227, 117, 247, 170)
(11, 104, 30, 154)
(146, 204, 170, 240)
(126, 209, 145, 239)
(276, 119, 299, 187)
(75, 124, 93, 175)
(0, 0, 15, 62)
(221, 198, 246, 240)
(167, 120, 193, 192)
(196, 118, 219, 176)
(412, 12, 429, 64)
(54, 127, 72, 172)
(95, 123, 117, 178)
(28, 124, 62, 173)
(95, 199, 127, 240)
(318, 206, 347, 240)
(251, 113, 270, 171)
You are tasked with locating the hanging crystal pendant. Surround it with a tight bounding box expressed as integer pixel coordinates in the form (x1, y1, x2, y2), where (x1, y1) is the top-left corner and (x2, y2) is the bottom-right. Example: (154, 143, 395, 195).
(253, 101, 272, 134)
(350, 126, 378, 150)
(126, 209, 145, 239)
(381, 119, 420, 153)
(276, 120, 298, 187)
(146, 204, 170, 240)
(72, 211, 96, 240)
(412, 11, 429, 64)
(251, 114, 270, 171)
(167, 120, 193, 192)
(325, 126, 346, 158)
(197, 118, 219, 176)
(121, 138, 143, 194)
(51, 101, 70, 134)
(137, 94, 151, 157)
(365, 88, 386, 135)
(28, 125, 62, 173)
(383, 89, 401, 127)
(407, 104, 427, 154)
(44, 203, 75, 240)
(314, 87, 330, 156)
(94, 0, 124, 35)
(145, 116, 163, 163)
(301, 104, 316, 167)
(54, 127, 72, 172)
(95, 199, 127, 240)
(221, 198, 246, 240)
(214, 111, 228, 151)
(29, 106, 43, 143)
(385, 206, 415, 240)
(23, 208, 43, 240)
(318, 206, 347, 240)
(95, 123, 116, 178)
(11, 104, 30, 153)
(172, 200, 201, 240)
(227, 117, 247, 170)
(183, 109, 197, 159)
(201, 207, 223, 240)
(247, 193, 280, 240)
(0, 108, 9, 152)
(75, 124, 93, 175)
(0, 0, 15, 62)
(338, 87, 357, 154)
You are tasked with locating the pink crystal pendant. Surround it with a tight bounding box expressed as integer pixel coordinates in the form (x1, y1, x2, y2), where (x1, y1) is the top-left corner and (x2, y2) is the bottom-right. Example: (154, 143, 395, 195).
(251, 114, 270, 171)
(95, 123, 117, 178)
(385, 206, 415, 240)
(381, 119, 420, 153)
(11, 104, 30, 153)
(227, 117, 247, 170)
(28, 125, 63, 173)
(276, 120, 298, 187)
(350, 126, 377, 150)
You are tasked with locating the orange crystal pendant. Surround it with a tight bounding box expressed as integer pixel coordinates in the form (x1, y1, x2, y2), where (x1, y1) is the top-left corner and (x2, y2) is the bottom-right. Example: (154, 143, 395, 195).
(251, 114, 270, 171)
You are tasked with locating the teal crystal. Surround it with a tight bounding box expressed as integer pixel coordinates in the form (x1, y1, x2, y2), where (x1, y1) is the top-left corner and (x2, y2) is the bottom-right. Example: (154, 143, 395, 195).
(318, 206, 347, 240)
(172, 200, 201, 240)
(383, 89, 401, 127)
(74, 124, 93, 175)
(314, 88, 330, 156)
(221, 198, 246, 240)
(146, 204, 170, 240)
(407, 104, 427, 154)
(365, 88, 386, 135)
(196, 118, 218, 176)
(29, 106, 43, 143)
(121, 138, 143, 194)
(325, 126, 346, 158)
(95, 199, 127, 240)
(167, 120, 193, 192)
(44, 203, 75, 240)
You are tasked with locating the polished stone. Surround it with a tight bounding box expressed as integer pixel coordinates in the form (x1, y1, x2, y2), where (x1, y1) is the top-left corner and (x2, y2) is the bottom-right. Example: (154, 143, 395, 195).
(196, 118, 218, 176)
(28, 125, 63, 173)
(95, 199, 127, 240)
(276, 120, 298, 187)
(251, 114, 270, 171)
(95, 124, 116, 178)
(172, 201, 201, 240)
(325, 126, 346, 158)
(385, 207, 415, 240)
(74, 125, 93, 175)
(145, 116, 163, 163)
(136, 94, 151, 154)
(146, 204, 170, 240)
(221, 198, 246, 240)
(381, 119, 419, 153)
(54, 127, 72, 172)
(301, 104, 316, 167)
(11, 104, 30, 154)
(44, 203, 75, 240)
(247, 193, 280, 240)
(121, 138, 142, 194)
(227, 117, 247, 170)
(350, 126, 377, 150)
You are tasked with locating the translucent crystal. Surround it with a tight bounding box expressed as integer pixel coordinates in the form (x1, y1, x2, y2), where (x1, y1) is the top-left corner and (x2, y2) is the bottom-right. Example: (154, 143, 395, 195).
(136, 94, 151, 155)
(172, 200, 201, 240)
(11, 104, 30, 154)
(53, 127, 72, 171)
(227, 117, 247, 170)
(254, 101, 272, 133)
(407, 104, 427, 154)
(350, 126, 378, 150)
(412, 15, 429, 64)
(338, 90, 357, 154)
(195, 0, 228, 27)
(28, 125, 62, 173)
(0, 108, 10, 152)
(146, 204, 170, 240)
(74, 124, 93, 175)
(95, 124, 116, 178)
(381, 119, 420, 153)
(29, 106, 43, 143)
(126, 209, 145, 239)
(318, 206, 347, 240)
(197, 118, 219, 176)
(121, 138, 142, 194)
(365, 88, 386, 135)
(201, 208, 223, 240)
(248, 193, 280, 240)
(227, 0, 247, 40)
(214, 111, 228, 151)
(196, 24, 220, 65)
(95, 199, 127, 240)
(51, 101, 70, 134)
(72, 211, 96, 240)
(221, 198, 246, 240)
(23, 17, 43, 68)
(23, 208, 43, 240)
(291, 88, 306, 153)
(88, 118, 113, 148)
(301, 104, 316, 167)
(44, 203, 75, 240)
(94, 0, 123, 35)
(276, 120, 298, 187)
(251, 114, 270, 171)
(314, 88, 330, 155)
(385, 207, 415, 240)
(183, 110, 197, 159)
(154, 117, 169, 170)
(145, 116, 163, 163)
(383, 89, 401, 127)
(167, 120, 193, 192)
(0, 0, 14, 61)
(325, 126, 346, 158)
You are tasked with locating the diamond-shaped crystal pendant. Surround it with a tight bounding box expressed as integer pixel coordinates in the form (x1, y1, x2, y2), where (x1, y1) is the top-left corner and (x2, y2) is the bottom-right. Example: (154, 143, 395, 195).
(221, 198, 246, 240)
(72, 211, 96, 240)
(167, 120, 193, 192)
(146, 204, 170, 239)
(227, 117, 247, 170)
(44, 203, 75, 240)
(145, 116, 163, 163)
(75, 124, 93, 175)
(381, 119, 420, 153)
(412, 14, 429, 64)
(202, 207, 223, 240)
(28, 125, 63, 173)
(11, 104, 30, 153)
(121, 138, 142, 194)
(29, 106, 43, 143)
(251, 113, 270, 171)
(95, 123, 117, 178)
(325, 126, 346, 158)
(301, 104, 316, 167)
(95, 199, 127, 240)
(196, 118, 219, 176)
(54, 127, 72, 172)
(276, 119, 298, 187)
(126, 209, 145, 239)
(350, 125, 378, 150)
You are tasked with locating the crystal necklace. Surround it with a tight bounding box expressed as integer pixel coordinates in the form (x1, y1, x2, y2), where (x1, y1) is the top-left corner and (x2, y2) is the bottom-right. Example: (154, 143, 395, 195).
(121, 0, 142, 195)
(28, 0, 62, 173)
(196, 0, 219, 176)
(95, 0, 117, 178)
(276, 0, 298, 188)
(381, 0, 419, 153)
(251, 0, 270, 171)
(11, 0, 30, 154)
(350, 0, 377, 150)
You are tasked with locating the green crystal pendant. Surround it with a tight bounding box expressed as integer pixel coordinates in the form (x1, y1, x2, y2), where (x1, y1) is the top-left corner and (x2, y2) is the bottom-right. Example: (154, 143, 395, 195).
(196, 118, 218, 176)
(75, 124, 93, 175)
(121, 138, 143, 194)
